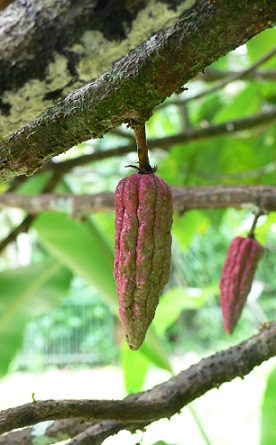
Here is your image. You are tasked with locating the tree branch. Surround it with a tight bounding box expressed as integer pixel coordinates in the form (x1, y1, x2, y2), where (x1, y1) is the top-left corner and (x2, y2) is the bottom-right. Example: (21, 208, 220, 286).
(34, 108, 276, 175)
(1, 186, 276, 216)
(0, 322, 275, 437)
(0, 0, 275, 182)
(0, 419, 94, 445)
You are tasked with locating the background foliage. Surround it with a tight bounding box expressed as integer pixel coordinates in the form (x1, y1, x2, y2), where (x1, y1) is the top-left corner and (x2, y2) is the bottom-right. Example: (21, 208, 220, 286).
(0, 28, 275, 445)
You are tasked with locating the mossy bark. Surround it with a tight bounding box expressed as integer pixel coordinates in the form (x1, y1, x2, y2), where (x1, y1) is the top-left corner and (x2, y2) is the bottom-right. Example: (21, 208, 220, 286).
(0, 0, 275, 182)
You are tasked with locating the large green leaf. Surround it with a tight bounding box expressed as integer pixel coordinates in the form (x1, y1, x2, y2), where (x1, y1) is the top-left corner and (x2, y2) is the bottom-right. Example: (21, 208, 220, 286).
(33, 212, 172, 372)
(260, 367, 276, 445)
(33, 212, 118, 312)
(0, 258, 72, 377)
(121, 341, 151, 394)
(246, 29, 276, 68)
(213, 84, 260, 123)
(140, 327, 173, 373)
(172, 211, 210, 250)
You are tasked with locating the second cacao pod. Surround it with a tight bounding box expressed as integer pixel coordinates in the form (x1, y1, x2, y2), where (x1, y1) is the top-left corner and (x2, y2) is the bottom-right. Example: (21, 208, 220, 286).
(219, 236, 264, 335)
(114, 172, 173, 350)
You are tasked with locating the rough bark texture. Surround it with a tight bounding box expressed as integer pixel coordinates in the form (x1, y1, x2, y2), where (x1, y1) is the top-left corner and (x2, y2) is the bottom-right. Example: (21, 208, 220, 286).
(0, 0, 275, 182)
(0, 322, 275, 437)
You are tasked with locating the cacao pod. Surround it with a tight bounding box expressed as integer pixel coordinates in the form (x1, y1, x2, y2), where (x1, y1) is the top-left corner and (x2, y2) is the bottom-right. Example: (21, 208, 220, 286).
(219, 236, 264, 335)
(114, 172, 173, 350)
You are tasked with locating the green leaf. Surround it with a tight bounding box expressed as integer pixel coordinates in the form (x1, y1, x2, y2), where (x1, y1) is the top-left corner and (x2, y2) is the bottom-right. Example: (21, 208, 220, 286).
(172, 212, 210, 250)
(33, 213, 118, 312)
(121, 342, 151, 393)
(0, 258, 72, 377)
(153, 287, 208, 336)
(260, 367, 276, 445)
(246, 30, 276, 68)
(213, 84, 260, 123)
(140, 327, 173, 373)
(17, 172, 52, 195)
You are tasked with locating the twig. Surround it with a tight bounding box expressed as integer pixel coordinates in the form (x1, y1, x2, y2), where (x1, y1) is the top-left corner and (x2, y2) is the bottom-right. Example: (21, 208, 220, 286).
(0, 171, 63, 253)
(0, 419, 94, 445)
(198, 69, 276, 83)
(182, 47, 276, 104)
(248, 209, 265, 238)
(133, 124, 153, 173)
(1, 186, 276, 216)
(0, 322, 275, 437)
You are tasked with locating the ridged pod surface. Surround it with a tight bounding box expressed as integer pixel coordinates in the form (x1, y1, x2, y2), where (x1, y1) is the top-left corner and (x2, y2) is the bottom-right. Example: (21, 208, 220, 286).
(219, 236, 264, 335)
(114, 173, 173, 350)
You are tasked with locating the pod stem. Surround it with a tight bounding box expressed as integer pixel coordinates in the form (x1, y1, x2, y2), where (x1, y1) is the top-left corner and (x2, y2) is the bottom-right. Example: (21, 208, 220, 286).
(133, 124, 155, 174)
(248, 209, 264, 239)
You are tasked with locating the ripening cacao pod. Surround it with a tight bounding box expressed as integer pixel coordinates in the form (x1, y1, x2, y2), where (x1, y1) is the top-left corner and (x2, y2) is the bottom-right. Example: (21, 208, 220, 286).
(219, 236, 264, 335)
(114, 172, 173, 350)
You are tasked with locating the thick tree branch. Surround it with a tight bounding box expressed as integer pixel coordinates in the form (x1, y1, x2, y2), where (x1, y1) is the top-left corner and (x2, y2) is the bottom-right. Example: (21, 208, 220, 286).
(34, 108, 276, 175)
(0, 0, 275, 183)
(0, 322, 275, 437)
(2, 186, 276, 216)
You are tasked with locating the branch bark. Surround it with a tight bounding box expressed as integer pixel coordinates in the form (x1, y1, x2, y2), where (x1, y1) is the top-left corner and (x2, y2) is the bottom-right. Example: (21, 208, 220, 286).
(11, 107, 276, 177)
(1, 186, 276, 216)
(0, 322, 275, 438)
(0, 0, 275, 182)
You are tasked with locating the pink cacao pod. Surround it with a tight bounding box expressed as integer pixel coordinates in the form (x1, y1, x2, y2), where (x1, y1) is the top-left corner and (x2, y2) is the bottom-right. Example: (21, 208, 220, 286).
(114, 172, 173, 350)
(219, 236, 264, 335)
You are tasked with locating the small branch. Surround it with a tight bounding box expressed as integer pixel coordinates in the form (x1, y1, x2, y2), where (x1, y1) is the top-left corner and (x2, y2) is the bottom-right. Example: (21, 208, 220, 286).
(0, 323, 275, 437)
(0, 419, 94, 445)
(67, 421, 129, 445)
(133, 124, 152, 173)
(248, 209, 265, 238)
(0, 171, 63, 253)
(2, 186, 276, 216)
(199, 69, 276, 83)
